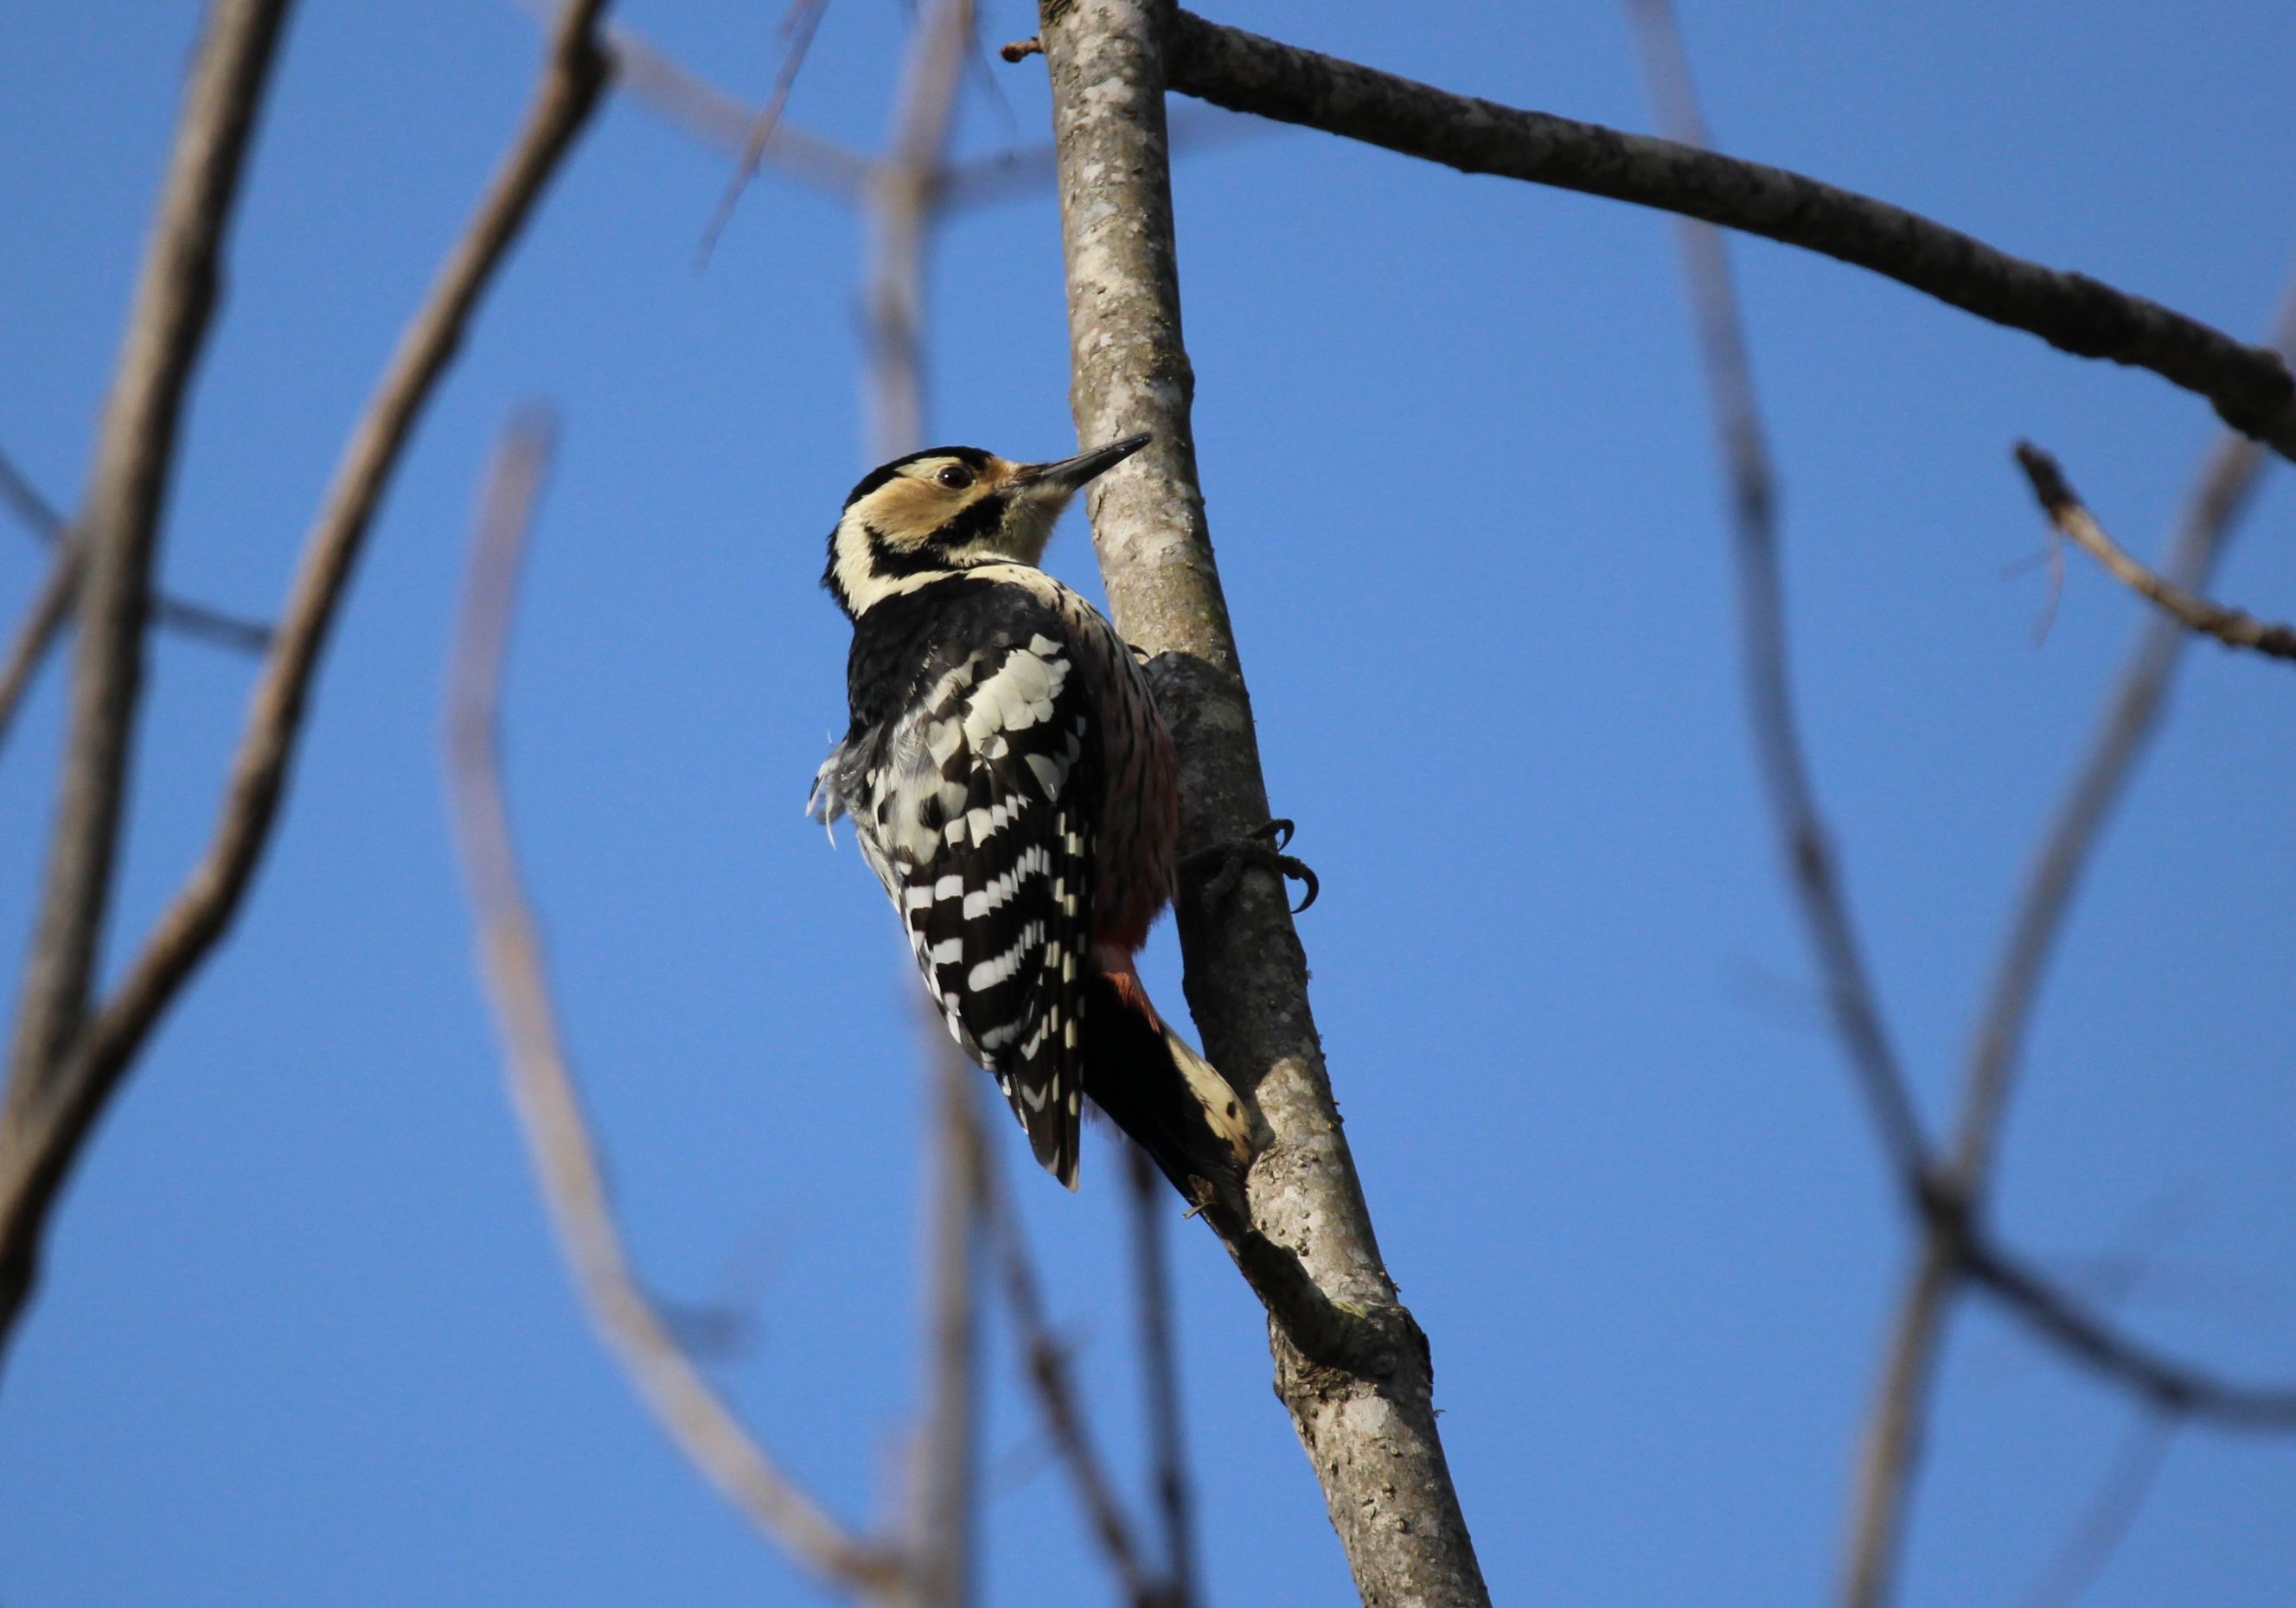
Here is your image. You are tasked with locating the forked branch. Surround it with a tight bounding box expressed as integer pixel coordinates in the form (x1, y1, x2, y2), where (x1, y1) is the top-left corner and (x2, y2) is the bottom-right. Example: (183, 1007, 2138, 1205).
(0, 0, 613, 1371)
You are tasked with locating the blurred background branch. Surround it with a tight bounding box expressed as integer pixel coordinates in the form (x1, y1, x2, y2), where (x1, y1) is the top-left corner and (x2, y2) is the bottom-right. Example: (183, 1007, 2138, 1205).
(1624, 5, 2296, 1605)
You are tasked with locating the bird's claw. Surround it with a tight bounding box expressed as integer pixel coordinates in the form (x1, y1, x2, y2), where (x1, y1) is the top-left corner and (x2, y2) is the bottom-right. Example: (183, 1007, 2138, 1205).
(1181, 818, 1319, 914)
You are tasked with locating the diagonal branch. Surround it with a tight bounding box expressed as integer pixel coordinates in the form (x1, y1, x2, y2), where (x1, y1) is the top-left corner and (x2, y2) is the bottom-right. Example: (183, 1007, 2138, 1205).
(578, 14, 870, 200)
(0, 0, 292, 1373)
(444, 412, 905, 1597)
(977, 1129, 1161, 1608)
(0, 0, 613, 1371)
(0, 446, 271, 654)
(4, 0, 291, 1112)
(1957, 273, 2296, 1188)
(1037, 3, 1487, 1601)
(1621, 9, 2296, 1602)
(694, 0, 833, 265)
(2014, 443, 2296, 664)
(1125, 1142, 1199, 1608)
(0, 555, 81, 761)
(1161, 9, 2296, 462)
(1622, 0, 1931, 1196)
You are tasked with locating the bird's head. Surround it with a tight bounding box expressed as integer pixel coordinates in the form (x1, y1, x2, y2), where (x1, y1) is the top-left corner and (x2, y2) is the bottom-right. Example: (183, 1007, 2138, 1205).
(822, 433, 1151, 618)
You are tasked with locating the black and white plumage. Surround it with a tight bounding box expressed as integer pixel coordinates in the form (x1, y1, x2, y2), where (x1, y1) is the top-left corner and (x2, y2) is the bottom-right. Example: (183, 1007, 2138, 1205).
(808, 437, 1255, 1196)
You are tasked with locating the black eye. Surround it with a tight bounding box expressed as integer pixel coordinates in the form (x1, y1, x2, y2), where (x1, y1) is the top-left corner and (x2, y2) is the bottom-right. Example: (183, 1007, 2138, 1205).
(936, 464, 975, 490)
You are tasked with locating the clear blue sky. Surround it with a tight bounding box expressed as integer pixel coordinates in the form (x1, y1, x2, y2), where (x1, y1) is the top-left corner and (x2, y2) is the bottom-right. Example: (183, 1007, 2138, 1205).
(3, 3, 2293, 1604)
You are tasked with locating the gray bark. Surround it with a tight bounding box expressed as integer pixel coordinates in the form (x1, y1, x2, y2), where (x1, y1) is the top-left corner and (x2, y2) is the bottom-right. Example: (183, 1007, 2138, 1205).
(1038, 4, 1488, 1603)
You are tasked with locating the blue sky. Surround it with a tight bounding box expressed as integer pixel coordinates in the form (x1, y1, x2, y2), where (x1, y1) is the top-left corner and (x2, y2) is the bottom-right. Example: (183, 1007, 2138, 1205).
(3, 2, 2293, 1604)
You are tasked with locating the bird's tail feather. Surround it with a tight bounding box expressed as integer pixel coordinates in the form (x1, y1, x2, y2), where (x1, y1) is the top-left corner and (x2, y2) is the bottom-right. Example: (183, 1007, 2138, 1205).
(1081, 973, 1257, 1204)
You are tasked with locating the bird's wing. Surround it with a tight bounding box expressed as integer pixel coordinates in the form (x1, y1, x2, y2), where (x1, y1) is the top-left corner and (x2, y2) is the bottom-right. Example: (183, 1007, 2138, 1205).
(856, 588, 1102, 1187)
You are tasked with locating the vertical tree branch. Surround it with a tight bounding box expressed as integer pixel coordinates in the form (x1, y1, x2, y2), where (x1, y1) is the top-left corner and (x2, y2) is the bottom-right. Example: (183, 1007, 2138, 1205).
(865, 0, 972, 462)
(445, 412, 906, 1598)
(978, 1136, 1161, 1607)
(0, 0, 611, 1372)
(1622, 0, 1929, 1195)
(5, 0, 291, 1107)
(1126, 1142, 1199, 1608)
(911, 1036, 984, 1608)
(1037, 4, 1488, 1602)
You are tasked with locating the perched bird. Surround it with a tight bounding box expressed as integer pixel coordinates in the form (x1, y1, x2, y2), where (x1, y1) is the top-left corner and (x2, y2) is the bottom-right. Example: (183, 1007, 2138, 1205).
(809, 433, 1255, 1198)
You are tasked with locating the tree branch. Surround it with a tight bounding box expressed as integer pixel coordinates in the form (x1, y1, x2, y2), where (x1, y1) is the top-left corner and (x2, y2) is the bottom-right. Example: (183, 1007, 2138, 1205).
(1124, 1142, 1203, 1605)
(442, 412, 905, 1597)
(2015, 443, 2296, 664)
(0, 0, 613, 1370)
(1959, 273, 2296, 1189)
(0, 554, 80, 761)
(694, 0, 832, 265)
(1038, 3, 1488, 1601)
(4, 0, 289, 1108)
(0, 0, 291, 1369)
(977, 1132, 1161, 1608)
(1125, 1143, 1199, 1608)
(866, 0, 972, 462)
(0, 448, 271, 654)
(2016, 1412, 2174, 1608)
(911, 1035, 983, 1608)
(1621, 0, 1930, 1196)
(1620, 9, 2296, 1599)
(1161, 9, 2296, 462)
(586, 15, 871, 200)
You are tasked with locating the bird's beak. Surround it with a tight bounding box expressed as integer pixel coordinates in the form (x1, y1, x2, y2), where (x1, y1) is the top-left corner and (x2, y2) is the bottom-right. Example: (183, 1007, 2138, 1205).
(1009, 432, 1152, 495)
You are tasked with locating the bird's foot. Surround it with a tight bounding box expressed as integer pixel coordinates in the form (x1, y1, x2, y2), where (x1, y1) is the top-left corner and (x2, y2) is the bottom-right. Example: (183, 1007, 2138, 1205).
(1180, 818, 1319, 914)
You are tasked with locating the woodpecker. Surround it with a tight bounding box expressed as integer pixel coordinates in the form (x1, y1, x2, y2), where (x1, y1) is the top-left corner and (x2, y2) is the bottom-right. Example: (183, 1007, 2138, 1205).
(809, 433, 1257, 1197)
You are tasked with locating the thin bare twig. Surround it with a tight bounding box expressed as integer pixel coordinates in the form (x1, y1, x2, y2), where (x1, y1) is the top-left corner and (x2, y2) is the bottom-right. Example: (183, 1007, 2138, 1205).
(977, 1135, 1161, 1608)
(0, 442, 272, 654)
(694, 0, 833, 266)
(0, 557, 80, 759)
(1960, 273, 2296, 1192)
(585, 16, 870, 199)
(911, 1034, 983, 1608)
(2018, 1413, 2176, 1608)
(0, 0, 613, 1369)
(1621, 10, 2296, 1600)
(1156, 10, 2296, 462)
(444, 412, 904, 1596)
(866, 0, 972, 462)
(0, 0, 291, 1362)
(1622, 0, 1930, 1194)
(1126, 1143, 1198, 1608)
(2015, 443, 2296, 664)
